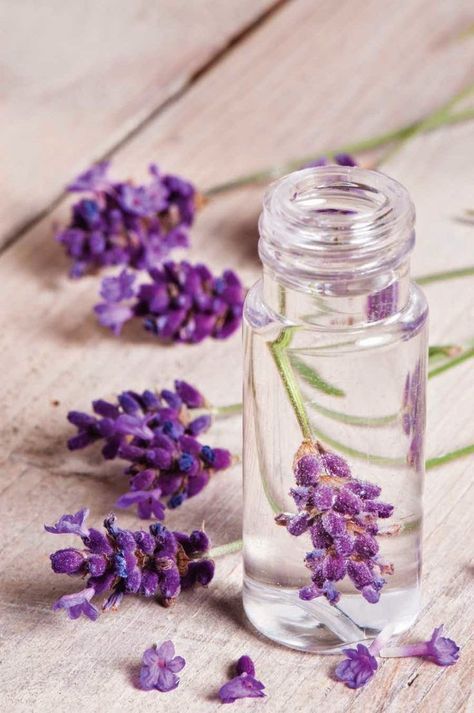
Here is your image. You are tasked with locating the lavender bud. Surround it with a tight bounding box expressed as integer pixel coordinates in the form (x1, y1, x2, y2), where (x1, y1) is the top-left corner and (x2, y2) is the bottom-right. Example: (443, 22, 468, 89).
(299, 584, 321, 601)
(294, 454, 321, 486)
(346, 479, 381, 500)
(50, 549, 85, 574)
(159, 566, 181, 600)
(236, 655, 255, 677)
(322, 581, 340, 604)
(354, 533, 379, 558)
(333, 534, 354, 556)
(347, 560, 374, 589)
(364, 500, 394, 518)
(312, 485, 335, 511)
(130, 469, 156, 491)
(321, 511, 346, 537)
(361, 585, 380, 603)
(321, 452, 351, 478)
(287, 513, 309, 536)
(304, 549, 325, 567)
(310, 520, 333, 548)
(87, 554, 107, 577)
(333, 487, 362, 516)
(139, 570, 159, 597)
(322, 555, 346, 582)
(290, 486, 312, 509)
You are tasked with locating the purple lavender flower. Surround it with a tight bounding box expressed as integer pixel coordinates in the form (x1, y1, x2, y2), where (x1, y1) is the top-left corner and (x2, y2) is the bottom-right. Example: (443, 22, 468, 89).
(304, 154, 358, 169)
(96, 260, 244, 343)
(335, 644, 377, 689)
(402, 361, 425, 470)
(175, 379, 205, 408)
(334, 624, 395, 689)
(367, 282, 399, 322)
(66, 380, 233, 519)
(57, 162, 195, 277)
(94, 269, 138, 334)
(44, 507, 90, 537)
(95, 301, 136, 336)
(47, 512, 214, 619)
(219, 655, 265, 704)
(100, 269, 137, 302)
(52, 587, 99, 621)
(68, 162, 112, 193)
(276, 441, 394, 605)
(139, 640, 186, 692)
(115, 488, 166, 520)
(50, 548, 85, 574)
(380, 625, 460, 666)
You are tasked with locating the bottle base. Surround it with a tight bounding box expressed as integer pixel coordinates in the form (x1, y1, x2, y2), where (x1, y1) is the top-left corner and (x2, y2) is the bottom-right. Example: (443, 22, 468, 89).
(243, 576, 420, 654)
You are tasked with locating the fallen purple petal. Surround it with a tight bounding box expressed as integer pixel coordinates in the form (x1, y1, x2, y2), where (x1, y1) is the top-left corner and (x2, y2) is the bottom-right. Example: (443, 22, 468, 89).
(139, 639, 186, 692)
(44, 508, 90, 537)
(380, 625, 460, 666)
(218, 655, 265, 704)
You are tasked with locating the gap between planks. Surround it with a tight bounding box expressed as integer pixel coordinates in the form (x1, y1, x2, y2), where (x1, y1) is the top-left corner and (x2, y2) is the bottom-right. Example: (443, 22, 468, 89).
(0, 0, 290, 259)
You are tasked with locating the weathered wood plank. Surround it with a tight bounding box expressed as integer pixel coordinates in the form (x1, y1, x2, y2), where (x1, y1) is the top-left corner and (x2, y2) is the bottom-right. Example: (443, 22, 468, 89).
(0, 0, 473, 711)
(0, 0, 280, 247)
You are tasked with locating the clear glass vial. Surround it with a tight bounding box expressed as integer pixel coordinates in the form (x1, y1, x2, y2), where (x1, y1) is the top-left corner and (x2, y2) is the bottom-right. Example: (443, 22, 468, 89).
(242, 166, 428, 653)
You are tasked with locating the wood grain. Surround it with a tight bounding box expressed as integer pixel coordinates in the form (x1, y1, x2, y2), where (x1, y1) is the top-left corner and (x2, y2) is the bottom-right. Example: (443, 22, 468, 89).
(0, 0, 473, 711)
(0, 0, 279, 247)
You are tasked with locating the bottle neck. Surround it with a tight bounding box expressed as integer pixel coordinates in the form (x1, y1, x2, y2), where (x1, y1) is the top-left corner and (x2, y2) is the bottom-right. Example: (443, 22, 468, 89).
(258, 166, 415, 327)
(262, 261, 411, 327)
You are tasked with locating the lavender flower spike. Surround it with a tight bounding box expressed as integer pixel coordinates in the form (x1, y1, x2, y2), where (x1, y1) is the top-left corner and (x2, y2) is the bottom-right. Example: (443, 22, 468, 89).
(67, 380, 233, 519)
(52, 587, 99, 621)
(140, 640, 186, 692)
(47, 512, 215, 618)
(277, 440, 395, 605)
(380, 625, 460, 666)
(44, 508, 90, 537)
(57, 162, 195, 277)
(95, 261, 244, 343)
(335, 624, 395, 689)
(219, 655, 265, 704)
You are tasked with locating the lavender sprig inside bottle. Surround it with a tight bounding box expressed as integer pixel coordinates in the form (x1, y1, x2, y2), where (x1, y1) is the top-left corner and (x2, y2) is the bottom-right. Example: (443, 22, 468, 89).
(275, 440, 394, 605)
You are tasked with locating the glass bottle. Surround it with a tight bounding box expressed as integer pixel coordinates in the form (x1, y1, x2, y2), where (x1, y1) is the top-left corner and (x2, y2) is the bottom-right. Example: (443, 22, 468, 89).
(242, 166, 428, 653)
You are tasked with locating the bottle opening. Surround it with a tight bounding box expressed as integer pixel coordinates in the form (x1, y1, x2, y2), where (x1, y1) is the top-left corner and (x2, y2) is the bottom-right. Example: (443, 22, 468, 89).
(259, 166, 415, 282)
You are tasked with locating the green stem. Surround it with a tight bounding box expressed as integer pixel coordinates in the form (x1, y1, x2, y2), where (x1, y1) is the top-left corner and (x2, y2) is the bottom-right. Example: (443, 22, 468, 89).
(426, 444, 474, 470)
(269, 328, 313, 441)
(376, 82, 474, 167)
(290, 355, 345, 397)
(428, 344, 461, 360)
(310, 423, 406, 467)
(208, 539, 243, 558)
(428, 347, 474, 379)
(204, 108, 474, 196)
(213, 403, 243, 417)
(308, 400, 398, 427)
(416, 266, 474, 285)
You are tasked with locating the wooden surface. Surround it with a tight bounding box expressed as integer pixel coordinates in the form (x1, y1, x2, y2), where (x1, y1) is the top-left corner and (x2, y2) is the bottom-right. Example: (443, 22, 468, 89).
(0, 1, 473, 711)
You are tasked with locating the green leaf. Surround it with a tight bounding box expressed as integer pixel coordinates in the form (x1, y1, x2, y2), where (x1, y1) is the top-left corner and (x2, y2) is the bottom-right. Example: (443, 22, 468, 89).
(291, 355, 345, 397)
